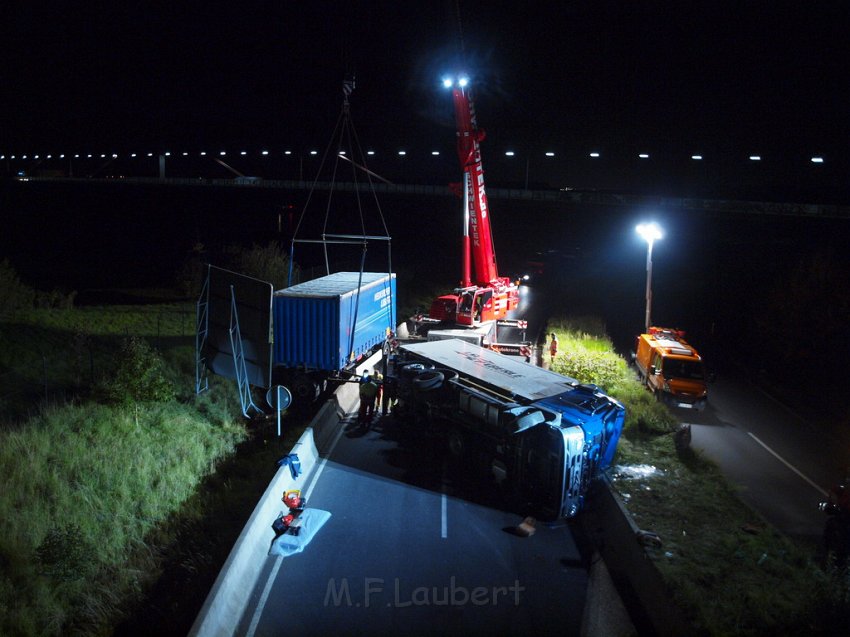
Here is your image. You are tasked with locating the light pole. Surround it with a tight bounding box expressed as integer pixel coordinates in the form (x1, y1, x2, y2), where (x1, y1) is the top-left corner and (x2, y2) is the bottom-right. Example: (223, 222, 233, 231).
(636, 222, 663, 332)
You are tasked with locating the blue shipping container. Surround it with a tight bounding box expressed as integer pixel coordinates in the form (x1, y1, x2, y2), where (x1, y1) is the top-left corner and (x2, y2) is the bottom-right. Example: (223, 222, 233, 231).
(272, 272, 396, 372)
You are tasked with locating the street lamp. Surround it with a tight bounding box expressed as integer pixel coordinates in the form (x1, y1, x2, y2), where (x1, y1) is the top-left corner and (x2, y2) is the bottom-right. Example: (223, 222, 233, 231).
(636, 222, 663, 332)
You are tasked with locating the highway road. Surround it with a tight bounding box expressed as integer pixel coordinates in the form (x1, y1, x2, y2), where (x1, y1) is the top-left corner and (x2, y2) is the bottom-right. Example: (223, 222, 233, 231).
(236, 410, 592, 636)
(678, 370, 849, 544)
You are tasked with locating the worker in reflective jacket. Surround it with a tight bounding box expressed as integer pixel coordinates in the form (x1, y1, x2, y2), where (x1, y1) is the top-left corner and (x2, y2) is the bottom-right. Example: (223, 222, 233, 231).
(358, 371, 378, 423)
(371, 370, 384, 415)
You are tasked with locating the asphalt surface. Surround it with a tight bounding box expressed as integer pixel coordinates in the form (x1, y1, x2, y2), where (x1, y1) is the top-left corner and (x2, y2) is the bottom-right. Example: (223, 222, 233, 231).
(678, 371, 848, 543)
(237, 411, 594, 637)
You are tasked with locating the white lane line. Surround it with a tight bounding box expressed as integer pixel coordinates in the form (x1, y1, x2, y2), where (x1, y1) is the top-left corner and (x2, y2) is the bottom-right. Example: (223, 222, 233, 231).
(441, 492, 448, 539)
(746, 431, 828, 497)
(246, 420, 348, 637)
(441, 461, 448, 539)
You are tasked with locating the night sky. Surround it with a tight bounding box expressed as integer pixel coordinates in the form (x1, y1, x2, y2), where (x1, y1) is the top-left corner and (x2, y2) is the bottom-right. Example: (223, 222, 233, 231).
(3, 1, 849, 180)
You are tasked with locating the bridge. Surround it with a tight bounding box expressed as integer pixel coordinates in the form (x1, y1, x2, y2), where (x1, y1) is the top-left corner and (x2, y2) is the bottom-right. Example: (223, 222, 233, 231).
(12, 175, 850, 220)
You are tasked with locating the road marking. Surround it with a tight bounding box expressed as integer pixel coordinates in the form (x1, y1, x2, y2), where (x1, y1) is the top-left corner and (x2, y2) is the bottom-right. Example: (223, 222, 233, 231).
(440, 460, 448, 539)
(746, 432, 828, 497)
(246, 419, 348, 637)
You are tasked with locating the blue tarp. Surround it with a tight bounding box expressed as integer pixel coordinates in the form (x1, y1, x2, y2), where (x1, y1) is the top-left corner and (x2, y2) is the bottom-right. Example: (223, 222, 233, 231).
(269, 509, 332, 557)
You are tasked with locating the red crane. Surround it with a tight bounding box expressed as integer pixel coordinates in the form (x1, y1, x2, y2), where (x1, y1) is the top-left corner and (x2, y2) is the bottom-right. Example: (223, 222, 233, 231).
(427, 75, 520, 327)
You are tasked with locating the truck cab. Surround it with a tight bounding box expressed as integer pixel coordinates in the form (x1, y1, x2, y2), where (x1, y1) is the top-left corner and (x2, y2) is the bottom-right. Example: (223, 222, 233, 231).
(634, 327, 708, 410)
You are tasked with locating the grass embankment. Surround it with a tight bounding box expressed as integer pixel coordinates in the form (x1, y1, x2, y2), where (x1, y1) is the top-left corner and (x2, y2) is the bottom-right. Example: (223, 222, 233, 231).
(0, 304, 287, 636)
(547, 316, 847, 636)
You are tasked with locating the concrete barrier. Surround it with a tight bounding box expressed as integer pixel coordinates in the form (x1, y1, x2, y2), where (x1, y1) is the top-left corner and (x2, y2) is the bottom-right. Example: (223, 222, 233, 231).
(189, 350, 383, 637)
(580, 476, 692, 635)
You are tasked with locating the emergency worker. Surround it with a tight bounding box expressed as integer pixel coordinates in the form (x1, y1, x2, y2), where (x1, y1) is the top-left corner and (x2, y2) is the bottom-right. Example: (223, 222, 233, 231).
(358, 370, 378, 423)
(549, 333, 558, 362)
(371, 370, 384, 415)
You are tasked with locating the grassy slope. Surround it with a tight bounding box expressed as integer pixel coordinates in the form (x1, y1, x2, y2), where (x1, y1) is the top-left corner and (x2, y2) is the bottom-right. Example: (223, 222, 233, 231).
(0, 305, 257, 636)
(547, 318, 846, 636)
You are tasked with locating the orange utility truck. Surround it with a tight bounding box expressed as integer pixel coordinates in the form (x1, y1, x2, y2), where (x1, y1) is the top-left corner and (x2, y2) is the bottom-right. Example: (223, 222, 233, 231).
(633, 327, 708, 410)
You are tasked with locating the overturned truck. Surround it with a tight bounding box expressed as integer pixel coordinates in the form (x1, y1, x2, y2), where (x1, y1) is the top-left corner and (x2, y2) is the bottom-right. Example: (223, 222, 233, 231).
(388, 339, 625, 519)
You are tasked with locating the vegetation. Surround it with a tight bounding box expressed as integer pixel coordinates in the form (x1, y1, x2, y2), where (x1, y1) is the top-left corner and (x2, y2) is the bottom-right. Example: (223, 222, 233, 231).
(548, 317, 848, 635)
(0, 295, 263, 635)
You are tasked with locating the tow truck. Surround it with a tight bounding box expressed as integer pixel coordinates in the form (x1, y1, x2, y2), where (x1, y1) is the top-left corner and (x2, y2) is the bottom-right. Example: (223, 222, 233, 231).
(413, 75, 523, 350)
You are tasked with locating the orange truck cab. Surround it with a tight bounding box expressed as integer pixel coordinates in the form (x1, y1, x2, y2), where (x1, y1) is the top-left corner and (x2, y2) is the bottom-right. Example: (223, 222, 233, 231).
(633, 327, 708, 410)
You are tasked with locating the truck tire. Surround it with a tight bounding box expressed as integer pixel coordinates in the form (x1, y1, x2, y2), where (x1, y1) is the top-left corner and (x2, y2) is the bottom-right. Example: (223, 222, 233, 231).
(400, 362, 434, 378)
(413, 371, 444, 391)
(292, 374, 320, 403)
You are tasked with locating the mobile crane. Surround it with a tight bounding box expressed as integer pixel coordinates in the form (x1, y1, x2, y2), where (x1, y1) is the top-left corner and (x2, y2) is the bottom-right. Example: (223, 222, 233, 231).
(421, 75, 520, 329)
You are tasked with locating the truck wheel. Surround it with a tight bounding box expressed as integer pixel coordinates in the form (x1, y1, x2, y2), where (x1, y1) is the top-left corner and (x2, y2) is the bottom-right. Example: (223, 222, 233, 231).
(413, 371, 444, 391)
(447, 429, 465, 458)
(292, 375, 320, 403)
(400, 362, 434, 378)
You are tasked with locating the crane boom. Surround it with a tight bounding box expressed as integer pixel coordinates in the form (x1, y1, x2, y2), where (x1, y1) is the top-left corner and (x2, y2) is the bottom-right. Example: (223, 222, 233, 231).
(420, 75, 519, 329)
(451, 83, 499, 286)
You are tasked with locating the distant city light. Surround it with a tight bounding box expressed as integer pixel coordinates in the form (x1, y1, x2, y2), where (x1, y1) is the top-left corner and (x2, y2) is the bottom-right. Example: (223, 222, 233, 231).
(7, 145, 836, 176)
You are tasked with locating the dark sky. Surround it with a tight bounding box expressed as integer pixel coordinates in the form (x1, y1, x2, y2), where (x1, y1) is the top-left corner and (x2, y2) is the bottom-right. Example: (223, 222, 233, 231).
(3, 1, 849, 170)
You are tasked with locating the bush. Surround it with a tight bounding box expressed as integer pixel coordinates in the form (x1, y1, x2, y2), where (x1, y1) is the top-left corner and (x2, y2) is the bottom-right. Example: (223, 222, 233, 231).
(0, 259, 36, 316)
(230, 241, 300, 290)
(35, 524, 94, 582)
(99, 337, 175, 406)
(552, 348, 626, 392)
